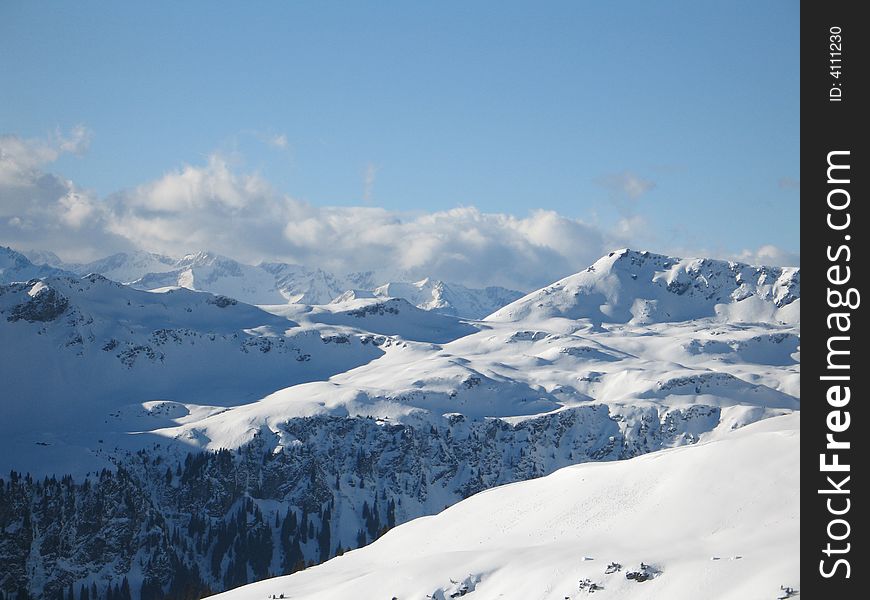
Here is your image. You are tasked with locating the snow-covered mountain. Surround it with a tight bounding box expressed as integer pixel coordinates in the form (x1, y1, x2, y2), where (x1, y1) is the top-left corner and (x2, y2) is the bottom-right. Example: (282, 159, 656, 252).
(373, 277, 522, 318)
(76, 251, 179, 283)
(0, 248, 800, 600)
(25, 248, 524, 318)
(209, 413, 799, 600)
(488, 248, 800, 326)
(1, 246, 74, 283)
(258, 261, 359, 305)
(130, 251, 292, 305)
(0, 273, 397, 476)
(21, 249, 67, 269)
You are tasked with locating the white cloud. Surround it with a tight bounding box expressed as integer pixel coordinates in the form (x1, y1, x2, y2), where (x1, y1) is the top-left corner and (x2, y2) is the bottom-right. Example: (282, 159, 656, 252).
(268, 134, 288, 149)
(0, 136, 798, 289)
(0, 127, 92, 186)
(56, 125, 92, 155)
(0, 129, 126, 261)
(595, 171, 656, 218)
(57, 191, 97, 228)
(734, 245, 800, 267)
(1, 140, 610, 287)
(275, 203, 610, 289)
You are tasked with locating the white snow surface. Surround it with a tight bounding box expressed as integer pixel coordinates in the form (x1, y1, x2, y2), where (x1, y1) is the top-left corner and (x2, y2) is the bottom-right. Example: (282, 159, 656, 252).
(23, 247, 523, 318)
(373, 277, 523, 318)
(1, 247, 799, 481)
(209, 413, 799, 600)
(488, 249, 799, 326)
(1, 246, 73, 283)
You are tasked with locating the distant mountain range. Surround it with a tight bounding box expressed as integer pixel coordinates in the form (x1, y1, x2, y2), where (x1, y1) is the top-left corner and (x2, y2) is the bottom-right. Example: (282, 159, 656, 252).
(11, 247, 523, 319)
(0, 244, 800, 600)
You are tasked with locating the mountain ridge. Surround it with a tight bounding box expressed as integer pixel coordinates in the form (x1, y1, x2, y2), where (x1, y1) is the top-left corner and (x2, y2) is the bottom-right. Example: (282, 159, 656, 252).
(0, 245, 800, 600)
(16, 247, 524, 319)
(487, 248, 799, 325)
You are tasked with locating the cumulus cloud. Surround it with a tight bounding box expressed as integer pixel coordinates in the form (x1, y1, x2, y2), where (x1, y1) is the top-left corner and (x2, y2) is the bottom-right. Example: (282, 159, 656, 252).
(0, 128, 130, 261)
(0, 140, 610, 288)
(0, 135, 797, 290)
(1, 127, 88, 187)
(274, 204, 610, 289)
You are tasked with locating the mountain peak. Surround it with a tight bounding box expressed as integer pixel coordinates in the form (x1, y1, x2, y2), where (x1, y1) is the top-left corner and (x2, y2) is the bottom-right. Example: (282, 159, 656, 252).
(177, 250, 236, 267)
(487, 249, 799, 325)
(1, 246, 73, 283)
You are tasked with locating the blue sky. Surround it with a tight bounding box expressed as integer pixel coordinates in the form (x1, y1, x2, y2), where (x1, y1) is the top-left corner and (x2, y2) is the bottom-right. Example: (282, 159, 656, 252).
(0, 1, 798, 285)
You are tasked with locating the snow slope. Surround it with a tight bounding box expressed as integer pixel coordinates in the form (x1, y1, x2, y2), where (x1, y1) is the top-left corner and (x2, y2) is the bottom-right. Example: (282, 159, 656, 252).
(130, 251, 292, 305)
(75, 251, 179, 283)
(1, 246, 73, 283)
(0, 246, 800, 484)
(264, 296, 479, 343)
(161, 297, 798, 454)
(0, 247, 800, 599)
(27, 247, 525, 318)
(209, 413, 799, 600)
(373, 277, 522, 319)
(487, 249, 799, 326)
(0, 274, 395, 476)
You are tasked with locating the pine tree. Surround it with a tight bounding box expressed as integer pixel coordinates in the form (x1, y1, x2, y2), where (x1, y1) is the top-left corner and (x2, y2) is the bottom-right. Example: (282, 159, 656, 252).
(317, 506, 332, 561)
(387, 498, 396, 528)
(299, 509, 308, 543)
(119, 577, 131, 600)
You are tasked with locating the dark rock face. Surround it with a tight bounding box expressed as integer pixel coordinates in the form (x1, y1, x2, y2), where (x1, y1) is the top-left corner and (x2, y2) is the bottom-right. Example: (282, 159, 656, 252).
(0, 405, 718, 600)
(206, 295, 237, 308)
(6, 285, 69, 323)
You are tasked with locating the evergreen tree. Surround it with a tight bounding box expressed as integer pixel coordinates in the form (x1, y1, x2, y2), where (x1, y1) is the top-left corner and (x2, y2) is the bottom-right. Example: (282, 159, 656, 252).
(317, 506, 332, 561)
(119, 577, 132, 600)
(299, 509, 308, 543)
(140, 578, 163, 600)
(282, 536, 303, 574)
(387, 498, 396, 528)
